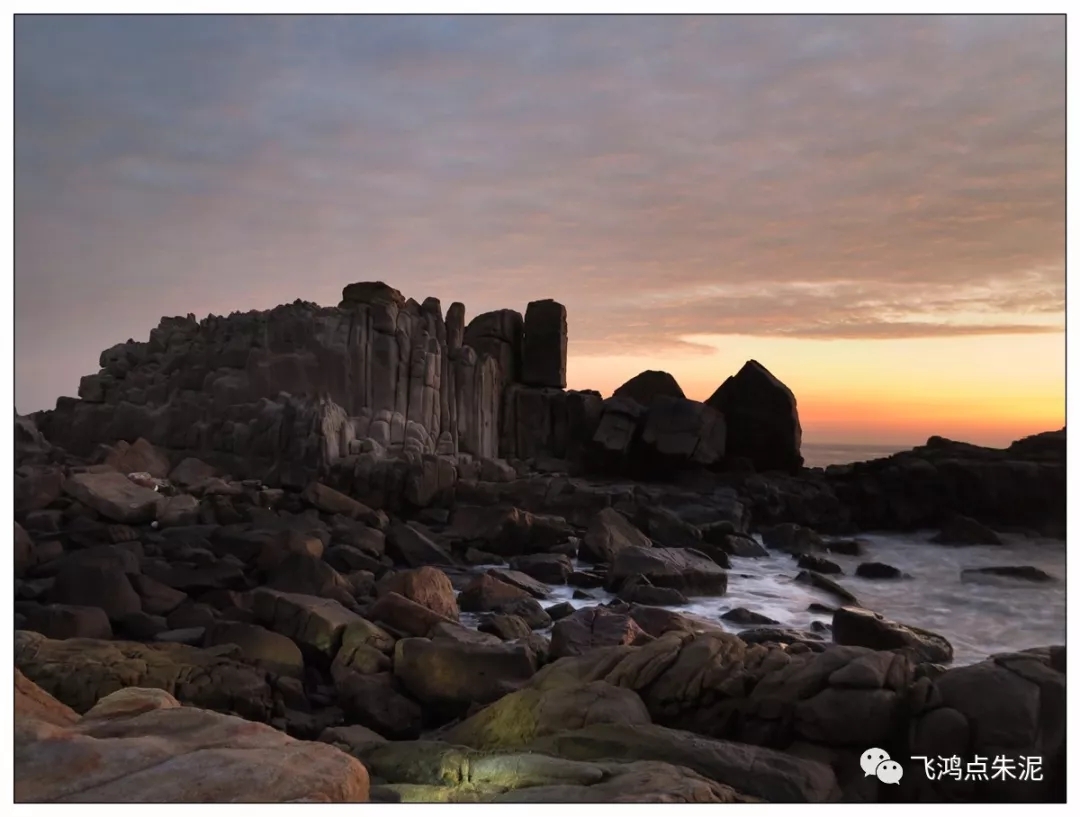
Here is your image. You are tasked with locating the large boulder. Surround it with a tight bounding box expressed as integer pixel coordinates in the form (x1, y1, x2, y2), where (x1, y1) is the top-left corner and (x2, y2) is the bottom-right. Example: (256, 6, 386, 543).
(706, 359, 803, 472)
(393, 637, 538, 712)
(445, 680, 652, 750)
(525, 723, 839, 803)
(376, 566, 459, 622)
(367, 591, 457, 638)
(62, 472, 163, 524)
(21, 604, 113, 641)
(580, 508, 651, 564)
(101, 438, 172, 479)
(521, 299, 568, 389)
(446, 506, 572, 556)
(607, 546, 728, 596)
(204, 621, 305, 678)
(550, 607, 654, 659)
(48, 563, 142, 621)
(251, 589, 364, 660)
(612, 370, 686, 406)
(637, 396, 726, 470)
(15, 675, 369, 802)
(15, 521, 34, 578)
(831, 606, 953, 663)
(930, 514, 1003, 546)
(385, 523, 456, 568)
(333, 670, 423, 740)
(15, 630, 275, 722)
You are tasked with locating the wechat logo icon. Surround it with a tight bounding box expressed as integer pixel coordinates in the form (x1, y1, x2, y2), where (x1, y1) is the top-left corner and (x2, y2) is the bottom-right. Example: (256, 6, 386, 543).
(860, 748, 904, 785)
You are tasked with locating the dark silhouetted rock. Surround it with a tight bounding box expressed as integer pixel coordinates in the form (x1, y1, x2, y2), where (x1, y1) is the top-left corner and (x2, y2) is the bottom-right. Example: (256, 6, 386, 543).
(832, 606, 953, 663)
(706, 359, 802, 473)
(961, 565, 1055, 583)
(609, 547, 728, 597)
(855, 562, 903, 580)
(931, 514, 1003, 545)
(613, 370, 686, 406)
(521, 299, 568, 389)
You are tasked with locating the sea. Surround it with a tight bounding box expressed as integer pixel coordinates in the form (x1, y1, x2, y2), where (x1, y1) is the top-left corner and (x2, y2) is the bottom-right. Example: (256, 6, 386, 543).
(459, 439, 1064, 667)
(800, 442, 908, 468)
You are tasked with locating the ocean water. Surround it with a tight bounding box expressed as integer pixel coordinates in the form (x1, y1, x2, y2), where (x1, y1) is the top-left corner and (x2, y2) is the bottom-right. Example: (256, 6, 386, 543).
(465, 532, 1065, 667)
(801, 442, 908, 468)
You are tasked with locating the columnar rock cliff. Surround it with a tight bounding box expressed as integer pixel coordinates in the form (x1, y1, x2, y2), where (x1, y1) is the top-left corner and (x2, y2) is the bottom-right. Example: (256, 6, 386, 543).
(33, 282, 806, 494)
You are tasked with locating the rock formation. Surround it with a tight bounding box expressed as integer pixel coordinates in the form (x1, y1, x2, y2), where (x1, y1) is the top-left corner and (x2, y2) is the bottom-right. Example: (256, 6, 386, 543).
(706, 359, 803, 472)
(31, 282, 811, 506)
(612, 370, 686, 405)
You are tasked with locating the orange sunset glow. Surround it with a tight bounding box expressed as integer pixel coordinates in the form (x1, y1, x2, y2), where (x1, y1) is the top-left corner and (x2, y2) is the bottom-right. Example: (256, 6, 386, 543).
(14, 16, 1064, 454)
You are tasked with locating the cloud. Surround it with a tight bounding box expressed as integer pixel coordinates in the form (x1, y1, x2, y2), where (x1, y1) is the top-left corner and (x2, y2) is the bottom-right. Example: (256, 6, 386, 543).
(13, 14, 1065, 411)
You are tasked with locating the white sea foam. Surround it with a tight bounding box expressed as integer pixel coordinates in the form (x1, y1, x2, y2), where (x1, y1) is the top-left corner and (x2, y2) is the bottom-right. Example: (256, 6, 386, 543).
(463, 531, 1065, 666)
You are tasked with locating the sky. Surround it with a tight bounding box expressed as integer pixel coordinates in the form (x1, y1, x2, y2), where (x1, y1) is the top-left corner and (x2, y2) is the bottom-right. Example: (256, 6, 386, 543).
(13, 14, 1065, 446)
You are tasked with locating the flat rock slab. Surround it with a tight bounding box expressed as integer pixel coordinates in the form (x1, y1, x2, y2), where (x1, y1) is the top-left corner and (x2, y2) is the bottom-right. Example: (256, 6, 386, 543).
(63, 472, 163, 524)
(15, 675, 369, 802)
(14, 630, 275, 722)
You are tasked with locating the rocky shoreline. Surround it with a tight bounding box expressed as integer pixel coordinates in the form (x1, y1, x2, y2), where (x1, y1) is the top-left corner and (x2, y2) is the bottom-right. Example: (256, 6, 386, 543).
(13, 283, 1065, 802)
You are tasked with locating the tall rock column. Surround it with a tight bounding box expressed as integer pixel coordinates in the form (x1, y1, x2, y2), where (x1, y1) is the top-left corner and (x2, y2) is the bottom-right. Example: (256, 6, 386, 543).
(706, 359, 803, 472)
(521, 299, 568, 388)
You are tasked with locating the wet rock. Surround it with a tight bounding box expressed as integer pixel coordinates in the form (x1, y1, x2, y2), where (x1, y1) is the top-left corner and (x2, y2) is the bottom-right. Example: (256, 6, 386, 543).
(931, 514, 1003, 546)
(550, 607, 653, 659)
(542, 601, 574, 621)
(459, 574, 531, 612)
(508, 553, 574, 585)
(761, 523, 823, 554)
(855, 562, 904, 579)
(615, 576, 689, 607)
(832, 606, 953, 663)
(479, 614, 534, 641)
(580, 508, 651, 564)
(794, 570, 858, 605)
(721, 607, 779, 626)
(961, 565, 1055, 583)
(819, 538, 860, 558)
(486, 567, 550, 598)
(737, 627, 823, 646)
(796, 554, 842, 575)
(608, 546, 728, 596)
(701, 530, 769, 558)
